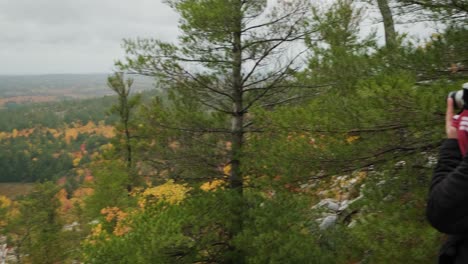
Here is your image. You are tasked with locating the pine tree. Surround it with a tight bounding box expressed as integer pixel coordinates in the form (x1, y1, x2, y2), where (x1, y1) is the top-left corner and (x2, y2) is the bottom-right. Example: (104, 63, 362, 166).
(118, 0, 313, 191)
(117, 1, 312, 260)
(107, 72, 141, 190)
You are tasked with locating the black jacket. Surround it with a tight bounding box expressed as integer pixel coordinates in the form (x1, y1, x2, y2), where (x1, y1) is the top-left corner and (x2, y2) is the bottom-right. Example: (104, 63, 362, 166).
(427, 139, 468, 264)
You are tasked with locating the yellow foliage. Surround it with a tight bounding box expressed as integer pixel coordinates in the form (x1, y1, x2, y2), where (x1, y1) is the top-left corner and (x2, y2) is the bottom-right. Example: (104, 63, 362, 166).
(356, 171, 367, 180)
(73, 157, 81, 167)
(11, 129, 18, 138)
(47, 128, 61, 138)
(200, 179, 225, 192)
(91, 223, 104, 237)
(223, 164, 231, 176)
(87, 223, 108, 244)
(95, 125, 115, 138)
(65, 128, 79, 144)
(100, 143, 114, 151)
(0, 195, 13, 227)
(140, 180, 191, 206)
(83, 121, 96, 130)
(0, 195, 12, 208)
(346, 135, 360, 144)
(69, 122, 112, 138)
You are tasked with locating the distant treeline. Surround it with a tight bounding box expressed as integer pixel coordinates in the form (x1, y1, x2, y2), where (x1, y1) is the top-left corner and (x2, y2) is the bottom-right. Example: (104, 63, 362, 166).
(0, 74, 155, 98)
(0, 96, 118, 131)
(0, 89, 160, 131)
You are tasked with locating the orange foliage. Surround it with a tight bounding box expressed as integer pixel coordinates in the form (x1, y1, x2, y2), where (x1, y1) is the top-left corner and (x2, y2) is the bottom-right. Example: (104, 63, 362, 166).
(73, 187, 94, 198)
(57, 188, 72, 213)
(101, 207, 131, 236)
(225, 141, 232, 150)
(70, 187, 94, 209)
(46, 128, 61, 138)
(84, 169, 94, 183)
(169, 141, 181, 150)
(101, 207, 128, 223)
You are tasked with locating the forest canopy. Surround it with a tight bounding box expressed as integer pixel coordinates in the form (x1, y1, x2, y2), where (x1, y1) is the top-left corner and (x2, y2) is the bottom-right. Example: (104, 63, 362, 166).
(0, 0, 467, 263)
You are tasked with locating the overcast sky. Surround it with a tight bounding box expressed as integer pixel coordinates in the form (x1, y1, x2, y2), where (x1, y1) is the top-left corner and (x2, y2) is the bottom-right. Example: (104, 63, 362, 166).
(0, 0, 437, 75)
(0, 0, 180, 75)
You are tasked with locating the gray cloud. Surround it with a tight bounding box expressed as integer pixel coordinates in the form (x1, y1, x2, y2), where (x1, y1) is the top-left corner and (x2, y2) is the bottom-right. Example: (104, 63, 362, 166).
(0, 0, 179, 74)
(0, 0, 437, 75)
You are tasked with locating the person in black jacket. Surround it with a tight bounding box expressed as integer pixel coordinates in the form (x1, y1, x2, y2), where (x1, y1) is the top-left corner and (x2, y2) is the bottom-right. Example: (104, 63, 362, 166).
(427, 98, 468, 264)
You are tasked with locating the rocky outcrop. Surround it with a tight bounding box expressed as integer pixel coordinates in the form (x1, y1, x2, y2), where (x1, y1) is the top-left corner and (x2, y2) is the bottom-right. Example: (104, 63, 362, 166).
(314, 195, 364, 230)
(308, 169, 368, 230)
(0, 236, 16, 264)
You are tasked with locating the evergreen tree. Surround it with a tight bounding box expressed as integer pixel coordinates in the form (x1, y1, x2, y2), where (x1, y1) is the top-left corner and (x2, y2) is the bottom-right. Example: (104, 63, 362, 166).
(117, 1, 313, 260)
(396, 0, 467, 22)
(108, 72, 141, 190)
(118, 0, 312, 193)
(10, 182, 65, 264)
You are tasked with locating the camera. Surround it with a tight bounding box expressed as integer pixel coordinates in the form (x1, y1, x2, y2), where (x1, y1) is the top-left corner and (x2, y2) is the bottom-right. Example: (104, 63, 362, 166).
(448, 83, 468, 109)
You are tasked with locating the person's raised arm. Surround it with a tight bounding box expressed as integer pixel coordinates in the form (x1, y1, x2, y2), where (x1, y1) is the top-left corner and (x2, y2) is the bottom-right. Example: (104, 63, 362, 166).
(426, 98, 468, 234)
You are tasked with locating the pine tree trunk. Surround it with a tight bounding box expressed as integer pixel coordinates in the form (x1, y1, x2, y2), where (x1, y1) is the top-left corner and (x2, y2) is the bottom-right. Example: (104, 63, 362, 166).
(124, 120, 132, 170)
(376, 0, 397, 48)
(122, 95, 133, 192)
(228, 2, 245, 262)
(230, 1, 244, 195)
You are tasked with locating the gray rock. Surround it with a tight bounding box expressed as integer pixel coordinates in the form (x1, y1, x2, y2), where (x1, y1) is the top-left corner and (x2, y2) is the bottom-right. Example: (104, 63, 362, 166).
(319, 215, 338, 230)
(426, 155, 437, 168)
(89, 219, 100, 225)
(338, 200, 350, 211)
(63, 221, 80, 232)
(313, 199, 340, 211)
(383, 195, 394, 202)
(376, 180, 386, 186)
(0, 244, 6, 264)
(348, 220, 357, 228)
(395, 160, 406, 168)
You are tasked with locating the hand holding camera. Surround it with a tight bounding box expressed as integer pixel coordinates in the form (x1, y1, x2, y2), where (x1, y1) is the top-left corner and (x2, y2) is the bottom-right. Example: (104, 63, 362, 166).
(446, 97, 458, 139)
(447, 83, 468, 154)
